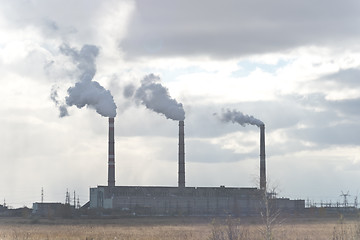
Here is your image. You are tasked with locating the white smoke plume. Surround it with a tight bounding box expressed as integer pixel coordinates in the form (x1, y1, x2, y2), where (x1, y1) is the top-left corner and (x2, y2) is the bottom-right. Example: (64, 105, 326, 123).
(129, 74, 185, 121)
(50, 86, 69, 118)
(219, 109, 263, 127)
(60, 44, 117, 118)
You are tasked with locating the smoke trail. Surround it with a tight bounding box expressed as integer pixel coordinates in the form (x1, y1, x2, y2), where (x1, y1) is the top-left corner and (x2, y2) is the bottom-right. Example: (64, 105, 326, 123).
(131, 74, 185, 121)
(219, 109, 263, 127)
(50, 86, 69, 118)
(60, 44, 117, 117)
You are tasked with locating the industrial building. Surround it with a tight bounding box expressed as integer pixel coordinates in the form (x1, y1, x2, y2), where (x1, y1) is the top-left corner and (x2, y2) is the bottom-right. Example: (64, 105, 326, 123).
(32, 202, 67, 217)
(91, 186, 263, 216)
(0, 204, 7, 215)
(89, 118, 305, 216)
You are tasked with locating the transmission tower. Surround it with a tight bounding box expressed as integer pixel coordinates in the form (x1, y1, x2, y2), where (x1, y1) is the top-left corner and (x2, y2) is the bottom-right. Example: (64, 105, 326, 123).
(65, 189, 70, 205)
(41, 187, 44, 203)
(73, 191, 76, 207)
(355, 196, 358, 209)
(340, 191, 350, 208)
(77, 196, 80, 209)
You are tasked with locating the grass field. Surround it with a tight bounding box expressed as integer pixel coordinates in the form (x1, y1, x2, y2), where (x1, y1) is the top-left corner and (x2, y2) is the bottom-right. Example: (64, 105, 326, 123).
(0, 216, 359, 240)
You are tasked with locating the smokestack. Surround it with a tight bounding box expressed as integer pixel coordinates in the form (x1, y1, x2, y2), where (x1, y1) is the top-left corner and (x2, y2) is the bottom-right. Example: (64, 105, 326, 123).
(260, 124, 266, 190)
(178, 120, 185, 188)
(108, 117, 115, 187)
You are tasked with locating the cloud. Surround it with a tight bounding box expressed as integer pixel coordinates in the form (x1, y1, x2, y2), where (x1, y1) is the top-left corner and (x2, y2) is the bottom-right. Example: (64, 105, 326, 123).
(323, 68, 360, 87)
(287, 93, 360, 120)
(0, 0, 104, 40)
(121, 0, 360, 59)
(330, 98, 360, 117)
(186, 138, 256, 163)
(290, 123, 360, 146)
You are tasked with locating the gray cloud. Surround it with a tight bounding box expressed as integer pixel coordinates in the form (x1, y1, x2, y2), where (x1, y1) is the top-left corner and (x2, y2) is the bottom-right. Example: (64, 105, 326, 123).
(0, 0, 103, 40)
(121, 0, 360, 59)
(288, 93, 360, 119)
(330, 98, 360, 117)
(186, 139, 256, 163)
(321, 68, 360, 87)
(290, 123, 360, 146)
(264, 94, 360, 149)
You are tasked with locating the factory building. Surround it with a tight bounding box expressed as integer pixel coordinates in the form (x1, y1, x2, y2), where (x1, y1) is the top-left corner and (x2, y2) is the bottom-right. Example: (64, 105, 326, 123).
(0, 204, 8, 216)
(91, 186, 263, 216)
(89, 118, 305, 216)
(32, 202, 66, 217)
(89, 186, 305, 216)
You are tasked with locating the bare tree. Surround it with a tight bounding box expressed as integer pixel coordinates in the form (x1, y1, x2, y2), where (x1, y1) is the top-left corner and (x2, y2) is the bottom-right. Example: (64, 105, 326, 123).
(258, 184, 282, 240)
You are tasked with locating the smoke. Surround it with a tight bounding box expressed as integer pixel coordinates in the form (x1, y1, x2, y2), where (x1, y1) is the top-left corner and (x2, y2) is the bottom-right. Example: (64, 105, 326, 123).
(123, 84, 135, 98)
(60, 44, 98, 82)
(126, 74, 185, 121)
(219, 109, 263, 127)
(50, 86, 69, 118)
(59, 44, 117, 118)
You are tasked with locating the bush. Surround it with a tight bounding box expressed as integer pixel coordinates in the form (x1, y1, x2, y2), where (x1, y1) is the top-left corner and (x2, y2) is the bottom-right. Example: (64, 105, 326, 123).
(209, 217, 249, 240)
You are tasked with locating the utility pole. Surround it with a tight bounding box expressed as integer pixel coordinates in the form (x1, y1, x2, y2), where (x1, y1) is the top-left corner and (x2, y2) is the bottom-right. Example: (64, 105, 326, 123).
(41, 187, 44, 203)
(73, 191, 76, 207)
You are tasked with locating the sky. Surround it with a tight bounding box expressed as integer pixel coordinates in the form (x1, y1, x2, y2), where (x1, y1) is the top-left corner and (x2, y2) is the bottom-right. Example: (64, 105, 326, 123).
(1, 0, 360, 208)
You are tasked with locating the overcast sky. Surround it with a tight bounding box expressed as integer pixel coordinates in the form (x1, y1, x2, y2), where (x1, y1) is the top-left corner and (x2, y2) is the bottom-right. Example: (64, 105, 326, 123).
(1, 0, 360, 208)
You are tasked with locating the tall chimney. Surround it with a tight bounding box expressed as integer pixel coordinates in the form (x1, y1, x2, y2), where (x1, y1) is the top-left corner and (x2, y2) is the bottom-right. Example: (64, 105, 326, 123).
(260, 124, 266, 190)
(108, 117, 115, 187)
(178, 120, 185, 188)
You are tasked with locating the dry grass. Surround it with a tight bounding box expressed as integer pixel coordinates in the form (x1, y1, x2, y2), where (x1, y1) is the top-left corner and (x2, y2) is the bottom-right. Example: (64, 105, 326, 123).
(0, 217, 210, 240)
(0, 216, 358, 240)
